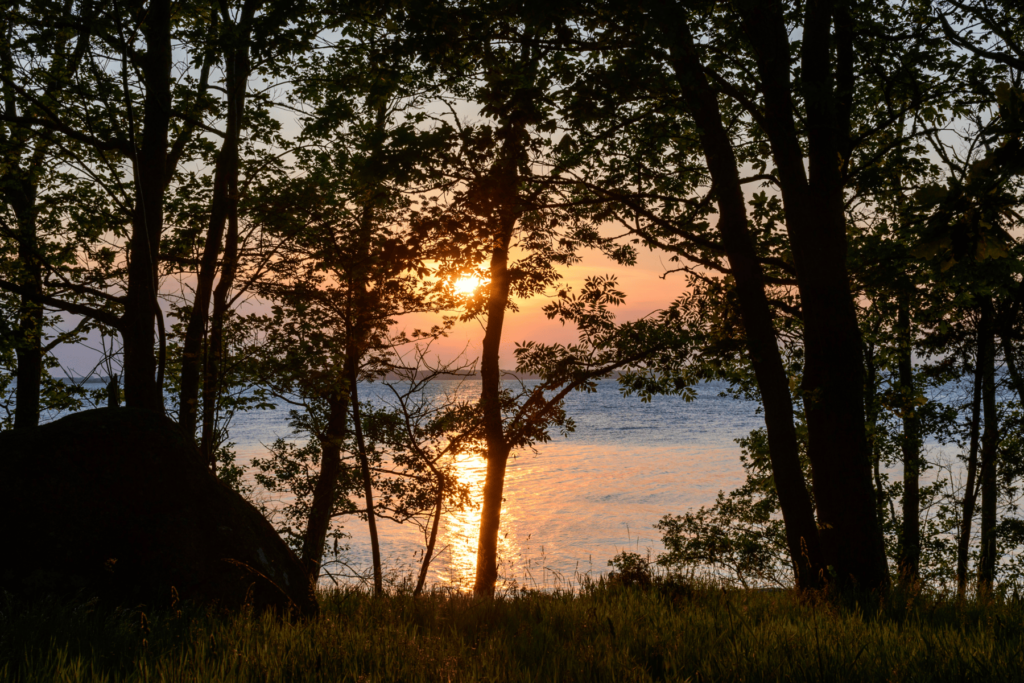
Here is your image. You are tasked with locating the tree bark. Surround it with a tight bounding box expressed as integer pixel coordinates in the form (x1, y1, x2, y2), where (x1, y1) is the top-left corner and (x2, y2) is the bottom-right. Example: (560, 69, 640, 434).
(659, 14, 824, 589)
(897, 294, 921, 580)
(121, 0, 172, 412)
(8, 178, 42, 429)
(349, 360, 382, 595)
(470, 47, 529, 594)
(864, 341, 887, 519)
(734, 0, 888, 589)
(978, 296, 998, 591)
(473, 218, 514, 597)
(956, 314, 986, 597)
(178, 1, 256, 439)
(415, 468, 444, 596)
(199, 194, 240, 468)
(1000, 333, 1024, 407)
(301, 393, 349, 583)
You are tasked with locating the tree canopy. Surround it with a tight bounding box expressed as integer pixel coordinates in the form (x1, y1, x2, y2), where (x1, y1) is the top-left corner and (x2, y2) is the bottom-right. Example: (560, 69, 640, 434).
(3, 0, 1024, 596)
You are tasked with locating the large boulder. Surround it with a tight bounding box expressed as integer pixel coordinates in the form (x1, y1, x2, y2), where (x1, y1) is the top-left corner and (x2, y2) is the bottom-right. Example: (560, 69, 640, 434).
(0, 408, 317, 616)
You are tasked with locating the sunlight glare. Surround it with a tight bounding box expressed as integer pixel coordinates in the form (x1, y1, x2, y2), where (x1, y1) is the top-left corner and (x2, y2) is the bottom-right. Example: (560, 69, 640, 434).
(452, 274, 484, 296)
(441, 444, 520, 591)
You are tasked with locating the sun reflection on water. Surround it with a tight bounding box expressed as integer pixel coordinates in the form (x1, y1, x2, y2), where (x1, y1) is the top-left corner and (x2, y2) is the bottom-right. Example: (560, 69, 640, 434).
(437, 449, 521, 591)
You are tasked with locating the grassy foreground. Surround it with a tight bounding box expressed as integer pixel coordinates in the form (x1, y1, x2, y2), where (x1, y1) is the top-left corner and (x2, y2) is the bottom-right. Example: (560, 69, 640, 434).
(3, 581, 1024, 682)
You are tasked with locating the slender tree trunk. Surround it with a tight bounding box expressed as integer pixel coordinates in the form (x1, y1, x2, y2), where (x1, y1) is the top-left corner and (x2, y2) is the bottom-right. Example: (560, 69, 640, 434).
(297, 90, 383, 586)
(179, 64, 238, 435)
(178, 151, 232, 438)
(957, 317, 986, 597)
(473, 219, 514, 597)
(864, 341, 887, 518)
(9, 186, 43, 429)
(784, 186, 886, 592)
(735, 0, 888, 589)
(349, 360, 382, 595)
(978, 297, 998, 591)
(475, 438, 511, 596)
(1000, 333, 1024, 459)
(301, 393, 349, 583)
(341, 97, 389, 594)
(1, 18, 42, 429)
(470, 56, 528, 594)
(121, 0, 172, 412)
(1001, 333, 1024, 407)
(2, 12, 90, 428)
(661, 16, 824, 588)
(12, 284, 43, 430)
(179, 4, 255, 438)
(199, 197, 240, 468)
(897, 295, 921, 580)
(198, 35, 250, 468)
(415, 468, 444, 596)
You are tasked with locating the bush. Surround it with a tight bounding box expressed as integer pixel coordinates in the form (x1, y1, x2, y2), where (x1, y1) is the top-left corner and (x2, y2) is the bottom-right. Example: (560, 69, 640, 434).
(607, 551, 654, 587)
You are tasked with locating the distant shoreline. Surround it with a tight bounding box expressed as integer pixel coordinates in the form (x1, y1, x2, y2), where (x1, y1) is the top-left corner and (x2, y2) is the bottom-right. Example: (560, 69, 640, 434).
(53, 371, 548, 384)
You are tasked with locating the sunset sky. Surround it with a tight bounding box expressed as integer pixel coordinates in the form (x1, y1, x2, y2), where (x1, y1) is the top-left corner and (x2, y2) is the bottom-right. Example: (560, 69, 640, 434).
(398, 242, 685, 370)
(51, 235, 683, 376)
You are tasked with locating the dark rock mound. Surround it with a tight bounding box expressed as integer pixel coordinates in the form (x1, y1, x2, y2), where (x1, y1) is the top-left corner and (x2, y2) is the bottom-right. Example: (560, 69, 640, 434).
(0, 408, 317, 616)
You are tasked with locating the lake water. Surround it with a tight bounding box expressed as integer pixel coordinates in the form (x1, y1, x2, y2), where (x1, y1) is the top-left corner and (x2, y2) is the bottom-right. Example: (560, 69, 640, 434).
(228, 379, 767, 591)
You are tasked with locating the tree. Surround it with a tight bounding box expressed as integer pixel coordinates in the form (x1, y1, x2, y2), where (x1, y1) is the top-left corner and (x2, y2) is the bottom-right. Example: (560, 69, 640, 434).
(560, 0, 826, 588)
(0, 1, 98, 428)
(175, 0, 317, 458)
(0, 0, 216, 410)
(561, 0, 977, 589)
(253, 18, 456, 587)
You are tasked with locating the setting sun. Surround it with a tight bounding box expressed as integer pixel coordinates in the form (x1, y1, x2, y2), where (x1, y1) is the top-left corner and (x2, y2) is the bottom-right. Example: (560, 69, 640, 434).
(452, 274, 485, 296)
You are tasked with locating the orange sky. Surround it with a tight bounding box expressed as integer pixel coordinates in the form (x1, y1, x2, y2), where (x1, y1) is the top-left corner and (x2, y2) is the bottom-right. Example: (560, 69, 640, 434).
(53, 234, 684, 377)
(396, 243, 686, 370)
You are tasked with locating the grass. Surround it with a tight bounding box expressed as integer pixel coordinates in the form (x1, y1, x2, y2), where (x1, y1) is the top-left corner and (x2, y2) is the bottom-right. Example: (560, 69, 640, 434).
(3, 580, 1024, 682)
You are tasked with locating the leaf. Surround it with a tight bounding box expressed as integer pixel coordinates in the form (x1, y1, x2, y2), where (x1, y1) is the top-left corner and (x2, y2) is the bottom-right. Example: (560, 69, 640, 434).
(913, 184, 947, 206)
(976, 236, 1009, 261)
(911, 235, 950, 260)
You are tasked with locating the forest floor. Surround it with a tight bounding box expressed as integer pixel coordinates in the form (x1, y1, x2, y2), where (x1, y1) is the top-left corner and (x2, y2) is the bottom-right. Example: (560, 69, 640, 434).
(2, 579, 1023, 682)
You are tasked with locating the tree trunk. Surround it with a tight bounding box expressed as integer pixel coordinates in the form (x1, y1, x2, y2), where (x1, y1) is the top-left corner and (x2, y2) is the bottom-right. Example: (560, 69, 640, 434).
(475, 439, 511, 596)
(178, 140, 234, 438)
(341, 98, 390, 594)
(199, 195, 240, 468)
(864, 341, 887, 518)
(897, 295, 921, 580)
(785, 144, 887, 593)
(978, 296, 998, 591)
(470, 58, 527, 594)
(1000, 333, 1024, 407)
(956, 315, 986, 597)
(473, 218, 514, 597)
(9, 183, 43, 429)
(661, 16, 824, 588)
(349, 360, 382, 595)
(1, 15, 87, 429)
(735, 0, 888, 589)
(301, 393, 349, 583)
(178, 4, 254, 438)
(121, 0, 172, 412)
(415, 469, 444, 596)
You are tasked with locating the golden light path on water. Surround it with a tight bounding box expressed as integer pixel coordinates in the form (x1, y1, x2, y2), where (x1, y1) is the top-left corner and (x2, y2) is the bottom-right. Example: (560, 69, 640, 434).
(414, 375, 521, 591)
(434, 451, 520, 590)
(230, 379, 781, 591)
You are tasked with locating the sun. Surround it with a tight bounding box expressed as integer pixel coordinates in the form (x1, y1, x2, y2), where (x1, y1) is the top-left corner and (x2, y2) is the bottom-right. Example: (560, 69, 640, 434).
(452, 274, 484, 296)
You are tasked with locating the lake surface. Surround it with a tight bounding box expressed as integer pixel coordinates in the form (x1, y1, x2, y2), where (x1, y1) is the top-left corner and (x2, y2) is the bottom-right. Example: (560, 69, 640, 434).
(228, 379, 767, 591)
